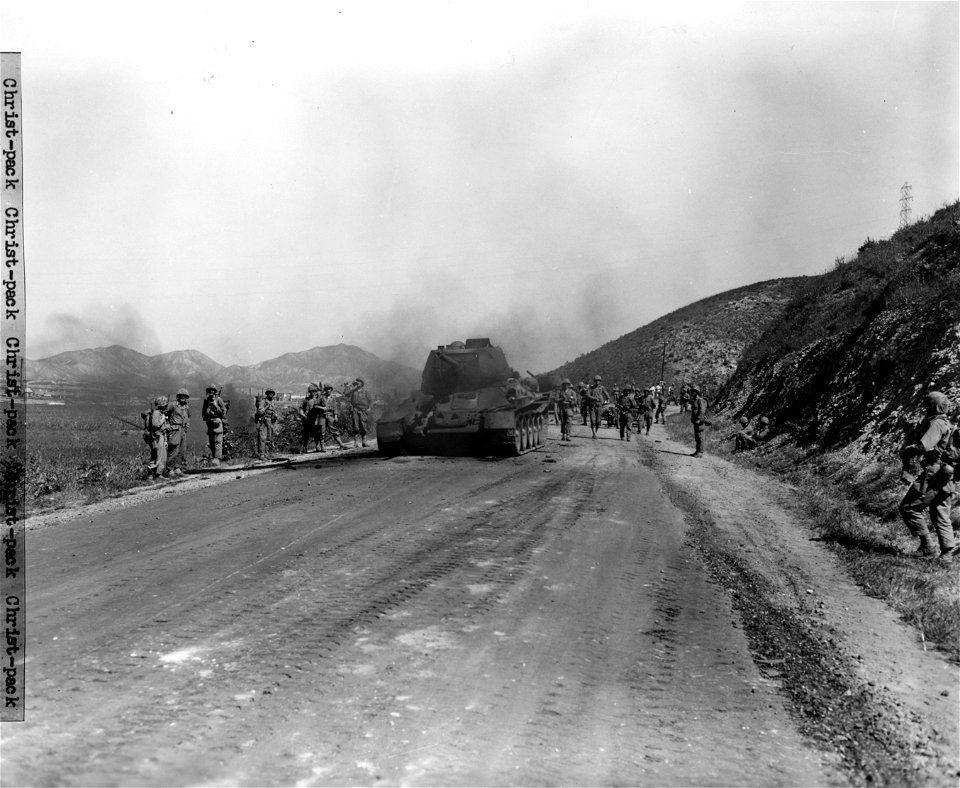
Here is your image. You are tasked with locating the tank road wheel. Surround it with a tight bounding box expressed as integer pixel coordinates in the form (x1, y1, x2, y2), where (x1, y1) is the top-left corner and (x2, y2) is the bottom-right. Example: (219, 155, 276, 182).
(514, 417, 523, 454)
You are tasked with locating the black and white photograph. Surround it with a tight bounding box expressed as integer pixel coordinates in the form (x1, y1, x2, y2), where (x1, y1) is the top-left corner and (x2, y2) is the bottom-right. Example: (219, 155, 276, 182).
(2, 1, 958, 785)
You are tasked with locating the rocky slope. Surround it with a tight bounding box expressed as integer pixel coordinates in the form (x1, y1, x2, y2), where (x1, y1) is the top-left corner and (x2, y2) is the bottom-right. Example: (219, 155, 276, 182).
(550, 278, 803, 395)
(715, 201, 960, 470)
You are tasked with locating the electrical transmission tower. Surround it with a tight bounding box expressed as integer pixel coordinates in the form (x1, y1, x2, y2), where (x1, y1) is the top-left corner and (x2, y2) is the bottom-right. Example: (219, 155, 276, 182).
(899, 182, 913, 229)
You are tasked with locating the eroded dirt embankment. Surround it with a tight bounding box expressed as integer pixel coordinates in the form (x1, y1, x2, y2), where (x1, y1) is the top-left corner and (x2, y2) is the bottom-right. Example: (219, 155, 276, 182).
(639, 424, 960, 787)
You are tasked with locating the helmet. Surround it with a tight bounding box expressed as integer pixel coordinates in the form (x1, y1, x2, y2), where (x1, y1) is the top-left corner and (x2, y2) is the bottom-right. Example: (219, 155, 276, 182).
(265, 388, 276, 396)
(562, 378, 572, 385)
(355, 377, 364, 386)
(323, 384, 334, 391)
(308, 383, 319, 392)
(759, 416, 770, 425)
(154, 395, 168, 408)
(206, 384, 218, 393)
(690, 384, 701, 392)
(176, 388, 189, 398)
(739, 416, 749, 426)
(594, 375, 602, 382)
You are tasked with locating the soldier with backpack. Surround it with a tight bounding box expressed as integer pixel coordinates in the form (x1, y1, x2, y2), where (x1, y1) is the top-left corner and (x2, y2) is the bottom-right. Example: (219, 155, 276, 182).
(142, 396, 169, 479)
(897, 390, 958, 564)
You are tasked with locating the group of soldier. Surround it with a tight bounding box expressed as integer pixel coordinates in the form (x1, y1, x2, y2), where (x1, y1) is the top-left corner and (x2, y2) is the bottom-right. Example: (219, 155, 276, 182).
(552, 376, 680, 443)
(141, 378, 372, 478)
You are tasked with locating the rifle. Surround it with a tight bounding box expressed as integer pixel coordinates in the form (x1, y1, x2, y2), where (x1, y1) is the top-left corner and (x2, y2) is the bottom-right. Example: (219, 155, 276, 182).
(112, 414, 143, 430)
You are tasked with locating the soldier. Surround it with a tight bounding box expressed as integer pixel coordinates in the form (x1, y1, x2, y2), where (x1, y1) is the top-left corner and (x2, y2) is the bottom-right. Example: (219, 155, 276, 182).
(639, 387, 656, 434)
(254, 388, 280, 460)
(898, 391, 958, 563)
(165, 388, 191, 474)
(299, 383, 324, 453)
(558, 378, 579, 442)
(201, 384, 228, 467)
(654, 387, 667, 424)
(754, 416, 773, 443)
(579, 381, 590, 425)
(346, 377, 372, 448)
(689, 384, 709, 457)
(729, 416, 756, 453)
(618, 384, 639, 441)
(142, 396, 169, 479)
(679, 384, 690, 413)
(321, 384, 348, 450)
(584, 375, 609, 439)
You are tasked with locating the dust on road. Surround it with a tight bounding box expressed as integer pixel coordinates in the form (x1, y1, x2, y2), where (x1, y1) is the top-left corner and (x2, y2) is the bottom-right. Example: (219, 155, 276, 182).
(3, 416, 942, 786)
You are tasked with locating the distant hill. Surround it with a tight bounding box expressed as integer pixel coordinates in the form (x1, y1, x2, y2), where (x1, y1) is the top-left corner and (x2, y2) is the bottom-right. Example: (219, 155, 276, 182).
(26, 344, 420, 403)
(550, 278, 804, 395)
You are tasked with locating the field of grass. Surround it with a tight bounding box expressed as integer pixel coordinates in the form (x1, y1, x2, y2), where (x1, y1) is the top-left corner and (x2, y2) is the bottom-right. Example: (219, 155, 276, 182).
(25, 400, 364, 513)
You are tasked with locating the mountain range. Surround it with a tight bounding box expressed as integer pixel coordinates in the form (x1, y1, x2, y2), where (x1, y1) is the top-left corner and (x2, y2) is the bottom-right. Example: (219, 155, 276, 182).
(26, 344, 422, 402)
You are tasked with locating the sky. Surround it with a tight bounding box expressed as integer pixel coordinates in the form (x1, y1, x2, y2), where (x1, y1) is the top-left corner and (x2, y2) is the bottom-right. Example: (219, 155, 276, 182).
(3, 1, 958, 373)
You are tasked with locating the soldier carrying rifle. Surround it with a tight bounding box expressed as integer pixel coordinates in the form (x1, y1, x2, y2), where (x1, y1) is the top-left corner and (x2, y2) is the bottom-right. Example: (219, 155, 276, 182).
(202, 384, 228, 466)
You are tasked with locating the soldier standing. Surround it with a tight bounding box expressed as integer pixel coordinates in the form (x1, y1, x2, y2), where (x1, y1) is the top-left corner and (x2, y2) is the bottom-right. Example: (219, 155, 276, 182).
(558, 378, 578, 442)
(321, 384, 348, 449)
(585, 375, 609, 439)
(898, 391, 958, 563)
(254, 388, 280, 460)
(618, 385, 639, 441)
(679, 384, 690, 413)
(346, 377, 373, 448)
(142, 396, 169, 479)
(579, 382, 590, 425)
(165, 388, 191, 474)
(201, 385, 227, 466)
(690, 384, 708, 457)
(299, 383, 324, 453)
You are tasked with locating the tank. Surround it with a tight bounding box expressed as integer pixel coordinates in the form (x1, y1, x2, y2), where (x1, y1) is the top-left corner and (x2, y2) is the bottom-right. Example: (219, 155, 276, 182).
(376, 338, 551, 456)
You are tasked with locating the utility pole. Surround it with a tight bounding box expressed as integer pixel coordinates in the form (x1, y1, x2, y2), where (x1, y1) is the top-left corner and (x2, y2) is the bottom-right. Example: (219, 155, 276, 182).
(659, 341, 666, 390)
(899, 182, 913, 229)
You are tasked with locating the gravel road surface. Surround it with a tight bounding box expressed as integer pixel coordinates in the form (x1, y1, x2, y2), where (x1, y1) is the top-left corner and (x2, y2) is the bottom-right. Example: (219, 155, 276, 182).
(4, 417, 932, 786)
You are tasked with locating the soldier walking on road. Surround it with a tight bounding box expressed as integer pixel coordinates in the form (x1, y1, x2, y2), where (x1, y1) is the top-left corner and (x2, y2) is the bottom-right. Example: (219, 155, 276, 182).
(690, 384, 709, 457)
(679, 384, 690, 413)
(618, 385, 639, 441)
(142, 396, 169, 479)
(654, 387, 667, 424)
(579, 382, 590, 425)
(585, 375, 609, 439)
(255, 388, 280, 460)
(558, 379, 578, 442)
(300, 383, 324, 453)
(165, 388, 191, 474)
(346, 378, 372, 448)
(202, 384, 227, 467)
(898, 390, 958, 564)
(639, 387, 656, 435)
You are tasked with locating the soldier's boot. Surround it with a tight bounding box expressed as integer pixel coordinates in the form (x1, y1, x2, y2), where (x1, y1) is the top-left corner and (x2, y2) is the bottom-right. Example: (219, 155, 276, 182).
(909, 534, 939, 558)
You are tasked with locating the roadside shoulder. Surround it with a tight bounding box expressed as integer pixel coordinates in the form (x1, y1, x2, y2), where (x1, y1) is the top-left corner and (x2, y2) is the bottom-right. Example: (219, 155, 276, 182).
(637, 427, 959, 785)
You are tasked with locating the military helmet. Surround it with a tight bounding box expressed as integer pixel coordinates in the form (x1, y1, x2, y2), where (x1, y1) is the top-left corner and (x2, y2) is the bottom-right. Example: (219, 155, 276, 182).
(594, 375, 602, 382)
(154, 395, 168, 408)
(759, 416, 770, 425)
(739, 416, 749, 426)
(690, 384, 701, 392)
(308, 383, 319, 392)
(323, 384, 334, 391)
(206, 384, 218, 393)
(562, 378, 571, 385)
(176, 388, 190, 398)
(355, 377, 364, 386)
(265, 388, 276, 395)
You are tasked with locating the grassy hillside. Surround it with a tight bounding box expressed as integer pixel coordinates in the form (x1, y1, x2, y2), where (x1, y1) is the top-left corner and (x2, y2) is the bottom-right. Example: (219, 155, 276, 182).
(550, 278, 803, 394)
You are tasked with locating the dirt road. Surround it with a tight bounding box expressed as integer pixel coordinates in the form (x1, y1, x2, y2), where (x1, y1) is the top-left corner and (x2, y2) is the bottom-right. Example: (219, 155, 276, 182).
(4, 417, 955, 786)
